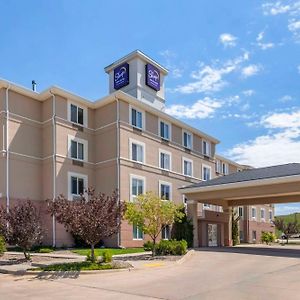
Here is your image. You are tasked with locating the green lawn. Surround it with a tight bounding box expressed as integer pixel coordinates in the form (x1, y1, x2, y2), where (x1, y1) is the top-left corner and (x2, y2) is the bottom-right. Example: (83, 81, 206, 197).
(34, 262, 115, 271)
(72, 247, 145, 256)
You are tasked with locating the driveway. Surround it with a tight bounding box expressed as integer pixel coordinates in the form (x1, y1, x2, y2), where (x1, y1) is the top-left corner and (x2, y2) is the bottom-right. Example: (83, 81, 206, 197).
(1, 246, 300, 300)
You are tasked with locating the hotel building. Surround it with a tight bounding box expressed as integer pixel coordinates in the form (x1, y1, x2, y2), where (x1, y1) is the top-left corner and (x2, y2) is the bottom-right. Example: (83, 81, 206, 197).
(0, 50, 274, 247)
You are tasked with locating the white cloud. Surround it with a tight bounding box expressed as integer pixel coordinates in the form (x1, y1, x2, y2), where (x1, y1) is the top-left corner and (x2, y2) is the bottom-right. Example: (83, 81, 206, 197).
(298, 65, 300, 73)
(262, 2, 292, 15)
(174, 53, 249, 94)
(219, 33, 238, 47)
(241, 64, 262, 78)
(256, 30, 275, 50)
(242, 89, 255, 96)
(275, 204, 300, 215)
(279, 95, 293, 102)
(159, 49, 184, 79)
(165, 97, 222, 119)
(227, 109, 300, 167)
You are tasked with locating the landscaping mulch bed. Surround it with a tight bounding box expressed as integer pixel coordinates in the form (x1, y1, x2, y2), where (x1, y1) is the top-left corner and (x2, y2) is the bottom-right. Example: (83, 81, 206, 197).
(114, 253, 182, 262)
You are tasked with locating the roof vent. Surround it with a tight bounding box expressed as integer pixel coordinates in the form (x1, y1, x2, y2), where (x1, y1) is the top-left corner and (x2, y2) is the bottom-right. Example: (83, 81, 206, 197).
(32, 80, 37, 92)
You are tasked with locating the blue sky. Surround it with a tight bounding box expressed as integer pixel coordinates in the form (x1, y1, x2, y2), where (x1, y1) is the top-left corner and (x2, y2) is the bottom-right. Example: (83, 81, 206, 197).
(1, 1, 300, 215)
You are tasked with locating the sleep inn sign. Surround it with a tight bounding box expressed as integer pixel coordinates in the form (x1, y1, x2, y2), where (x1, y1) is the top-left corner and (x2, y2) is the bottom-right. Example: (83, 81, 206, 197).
(146, 63, 160, 91)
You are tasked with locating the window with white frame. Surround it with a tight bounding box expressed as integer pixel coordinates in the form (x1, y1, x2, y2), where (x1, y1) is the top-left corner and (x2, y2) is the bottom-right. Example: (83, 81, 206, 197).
(183, 131, 192, 149)
(160, 120, 170, 140)
(68, 172, 87, 200)
(252, 230, 256, 241)
(202, 140, 211, 156)
(131, 107, 143, 129)
(269, 210, 273, 221)
(238, 207, 243, 218)
(130, 175, 145, 201)
(261, 208, 265, 220)
(159, 149, 171, 170)
(159, 181, 171, 201)
(239, 231, 244, 241)
(183, 158, 193, 177)
(68, 135, 88, 161)
(133, 223, 143, 240)
(130, 139, 145, 163)
(215, 159, 221, 173)
(252, 207, 256, 218)
(162, 225, 170, 240)
(222, 162, 229, 175)
(70, 103, 84, 126)
(202, 165, 211, 181)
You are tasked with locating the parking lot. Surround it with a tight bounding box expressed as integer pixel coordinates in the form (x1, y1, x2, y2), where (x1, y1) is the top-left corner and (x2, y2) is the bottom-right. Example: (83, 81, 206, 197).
(1, 245, 300, 300)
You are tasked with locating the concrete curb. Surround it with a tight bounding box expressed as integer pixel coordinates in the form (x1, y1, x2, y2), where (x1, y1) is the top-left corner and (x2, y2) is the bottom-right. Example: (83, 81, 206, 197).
(0, 267, 134, 276)
(176, 249, 195, 265)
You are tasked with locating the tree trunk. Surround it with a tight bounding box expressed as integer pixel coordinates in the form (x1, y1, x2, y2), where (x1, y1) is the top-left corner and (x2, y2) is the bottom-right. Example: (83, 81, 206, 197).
(152, 238, 156, 257)
(286, 236, 289, 244)
(91, 244, 95, 262)
(23, 250, 30, 261)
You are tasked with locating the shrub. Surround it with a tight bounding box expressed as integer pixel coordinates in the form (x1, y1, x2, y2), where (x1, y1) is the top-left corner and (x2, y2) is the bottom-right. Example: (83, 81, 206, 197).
(0, 235, 6, 256)
(171, 208, 193, 247)
(155, 239, 187, 256)
(37, 247, 54, 253)
(261, 231, 276, 245)
(86, 251, 98, 263)
(143, 241, 154, 251)
(102, 250, 112, 263)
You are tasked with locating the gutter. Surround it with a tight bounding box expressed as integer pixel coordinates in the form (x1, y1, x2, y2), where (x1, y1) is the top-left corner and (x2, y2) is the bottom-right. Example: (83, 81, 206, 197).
(116, 96, 121, 247)
(50, 90, 56, 247)
(5, 84, 10, 213)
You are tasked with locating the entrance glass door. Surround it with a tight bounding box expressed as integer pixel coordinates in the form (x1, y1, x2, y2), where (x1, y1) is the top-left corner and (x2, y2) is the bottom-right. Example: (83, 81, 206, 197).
(208, 224, 218, 247)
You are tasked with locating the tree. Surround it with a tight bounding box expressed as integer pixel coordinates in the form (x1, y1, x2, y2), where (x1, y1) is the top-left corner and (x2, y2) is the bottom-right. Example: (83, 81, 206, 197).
(232, 209, 240, 246)
(0, 200, 43, 260)
(171, 208, 194, 247)
(124, 192, 184, 255)
(273, 218, 299, 244)
(48, 188, 125, 262)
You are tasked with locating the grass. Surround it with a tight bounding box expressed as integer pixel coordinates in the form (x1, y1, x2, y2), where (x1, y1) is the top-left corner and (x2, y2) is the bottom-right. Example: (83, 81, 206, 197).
(34, 261, 115, 271)
(72, 247, 145, 257)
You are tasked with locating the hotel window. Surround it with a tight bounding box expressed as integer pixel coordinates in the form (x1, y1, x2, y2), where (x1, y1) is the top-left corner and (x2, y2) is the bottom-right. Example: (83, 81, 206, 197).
(215, 160, 221, 173)
(70, 104, 84, 126)
(160, 121, 170, 140)
(159, 181, 171, 201)
(238, 207, 243, 218)
(252, 207, 256, 219)
(202, 165, 211, 181)
(68, 172, 87, 200)
(183, 158, 193, 177)
(68, 136, 88, 161)
(261, 208, 265, 220)
(183, 131, 192, 149)
(162, 225, 170, 240)
(133, 223, 143, 240)
(269, 210, 273, 221)
(130, 139, 145, 163)
(130, 175, 145, 201)
(159, 150, 171, 170)
(222, 162, 229, 175)
(131, 107, 143, 129)
(239, 231, 244, 241)
(202, 140, 211, 156)
(252, 230, 257, 241)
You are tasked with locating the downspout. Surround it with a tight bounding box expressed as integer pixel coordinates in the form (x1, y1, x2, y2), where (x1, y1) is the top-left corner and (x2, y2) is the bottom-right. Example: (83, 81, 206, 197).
(50, 91, 56, 247)
(116, 96, 121, 247)
(5, 84, 10, 213)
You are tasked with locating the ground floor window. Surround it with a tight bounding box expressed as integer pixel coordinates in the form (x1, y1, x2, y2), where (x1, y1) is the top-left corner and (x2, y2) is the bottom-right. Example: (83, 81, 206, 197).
(133, 224, 143, 240)
(252, 230, 256, 241)
(162, 225, 170, 240)
(239, 230, 244, 241)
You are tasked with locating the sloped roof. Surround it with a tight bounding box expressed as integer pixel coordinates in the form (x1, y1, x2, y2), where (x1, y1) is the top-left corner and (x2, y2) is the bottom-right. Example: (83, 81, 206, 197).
(181, 163, 300, 189)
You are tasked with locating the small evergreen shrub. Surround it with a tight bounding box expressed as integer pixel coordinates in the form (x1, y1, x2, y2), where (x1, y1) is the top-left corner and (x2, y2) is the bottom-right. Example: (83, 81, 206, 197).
(156, 240, 187, 256)
(143, 241, 154, 251)
(37, 247, 54, 253)
(0, 235, 6, 256)
(86, 251, 98, 262)
(261, 231, 276, 245)
(102, 250, 112, 263)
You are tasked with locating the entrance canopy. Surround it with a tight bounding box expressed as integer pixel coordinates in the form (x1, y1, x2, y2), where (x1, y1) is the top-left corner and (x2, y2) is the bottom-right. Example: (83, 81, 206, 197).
(180, 163, 300, 207)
